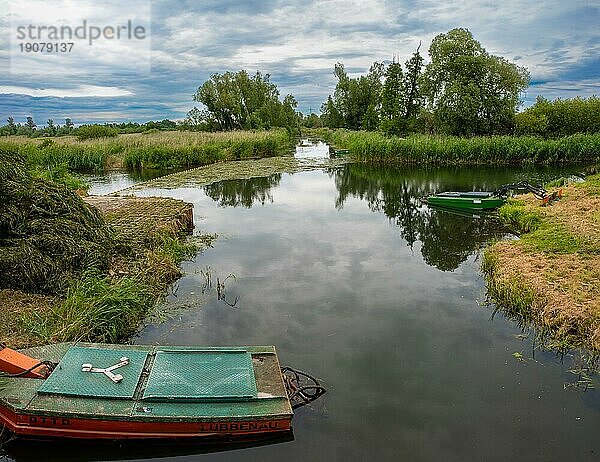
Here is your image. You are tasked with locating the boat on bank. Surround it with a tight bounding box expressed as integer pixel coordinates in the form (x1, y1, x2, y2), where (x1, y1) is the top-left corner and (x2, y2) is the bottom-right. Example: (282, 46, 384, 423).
(0, 342, 324, 441)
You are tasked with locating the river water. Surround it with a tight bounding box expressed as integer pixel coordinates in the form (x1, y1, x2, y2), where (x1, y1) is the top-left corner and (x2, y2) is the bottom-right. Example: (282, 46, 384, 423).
(2, 141, 598, 461)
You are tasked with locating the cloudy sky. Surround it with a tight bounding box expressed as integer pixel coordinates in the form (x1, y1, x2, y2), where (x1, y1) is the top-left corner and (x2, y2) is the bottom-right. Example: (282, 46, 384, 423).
(0, 0, 598, 125)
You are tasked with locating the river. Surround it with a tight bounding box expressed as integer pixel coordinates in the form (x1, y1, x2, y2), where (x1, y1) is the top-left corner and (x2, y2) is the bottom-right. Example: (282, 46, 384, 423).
(2, 140, 597, 461)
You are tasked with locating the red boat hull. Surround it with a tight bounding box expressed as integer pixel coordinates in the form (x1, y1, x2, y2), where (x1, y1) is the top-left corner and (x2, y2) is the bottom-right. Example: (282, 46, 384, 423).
(0, 405, 291, 440)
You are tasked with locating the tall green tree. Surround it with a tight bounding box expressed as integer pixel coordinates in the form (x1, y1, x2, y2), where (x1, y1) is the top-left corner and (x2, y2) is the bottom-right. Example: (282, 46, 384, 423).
(325, 62, 384, 130)
(422, 28, 529, 136)
(6, 117, 17, 135)
(380, 59, 405, 135)
(320, 95, 343, 128)
(46, 119, 56, 136)
(189, 70, 298, 131)
(403, 45, 425, 124)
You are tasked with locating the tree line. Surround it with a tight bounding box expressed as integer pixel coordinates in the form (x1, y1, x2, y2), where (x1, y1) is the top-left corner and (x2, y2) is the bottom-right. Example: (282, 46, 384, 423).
(318, 28, 599, 137)
(0, 117, 185, 138)
(320, 28, 530, 136)
(2, 28, 597, 139)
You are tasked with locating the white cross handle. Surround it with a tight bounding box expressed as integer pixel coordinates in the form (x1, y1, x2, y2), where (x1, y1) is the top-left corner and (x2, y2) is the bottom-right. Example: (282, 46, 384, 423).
(81, 357, 130, 383)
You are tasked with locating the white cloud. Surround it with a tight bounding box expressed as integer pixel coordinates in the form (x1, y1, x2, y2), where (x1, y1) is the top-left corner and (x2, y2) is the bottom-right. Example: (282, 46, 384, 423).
(0, 84, 133, 98)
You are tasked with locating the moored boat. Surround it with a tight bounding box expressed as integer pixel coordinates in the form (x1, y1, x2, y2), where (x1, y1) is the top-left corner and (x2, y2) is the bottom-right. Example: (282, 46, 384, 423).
(427, 181, 560, 211)
(0, 342, 324, 441)
(427, 191, 505, 210)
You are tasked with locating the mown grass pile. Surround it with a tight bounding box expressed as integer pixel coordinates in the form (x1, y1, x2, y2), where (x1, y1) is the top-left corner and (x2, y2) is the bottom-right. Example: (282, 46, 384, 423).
(0, 129, 294, 172)
(318, 129, 600, 164)
(0, 152, 113, 294)
(0, 152, 203, 346)
(482, 172, 600, 353)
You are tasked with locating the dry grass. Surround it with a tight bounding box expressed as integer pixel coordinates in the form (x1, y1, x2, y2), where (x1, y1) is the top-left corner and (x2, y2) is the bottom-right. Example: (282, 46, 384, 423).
(484, 174, 600, 352)
(0, 290, 57, 348)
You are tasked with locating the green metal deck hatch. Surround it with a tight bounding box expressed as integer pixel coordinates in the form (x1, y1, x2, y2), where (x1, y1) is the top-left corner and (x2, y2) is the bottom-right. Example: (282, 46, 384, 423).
(38, 346, 148, 399)
(142, 350, 258, 402)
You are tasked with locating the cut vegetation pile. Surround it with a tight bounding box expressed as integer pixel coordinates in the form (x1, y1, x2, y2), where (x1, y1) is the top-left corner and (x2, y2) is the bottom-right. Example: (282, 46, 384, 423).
(482, 172, 600, 353)
(0, 152, 205, 348)
(0, 152, 113, 294)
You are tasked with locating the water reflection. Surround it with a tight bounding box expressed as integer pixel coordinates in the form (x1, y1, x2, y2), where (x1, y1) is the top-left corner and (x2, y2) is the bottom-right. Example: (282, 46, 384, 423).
(333, 164, 512, 270)
(1, 432, 294, 461)
(204, 174, 282, 208)
(295, 138, 330, 159)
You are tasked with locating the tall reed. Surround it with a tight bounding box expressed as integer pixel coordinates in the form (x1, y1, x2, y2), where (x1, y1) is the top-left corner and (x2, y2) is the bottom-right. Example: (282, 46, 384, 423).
(323, 130, 600, 165)
(0, 129, 294, 172)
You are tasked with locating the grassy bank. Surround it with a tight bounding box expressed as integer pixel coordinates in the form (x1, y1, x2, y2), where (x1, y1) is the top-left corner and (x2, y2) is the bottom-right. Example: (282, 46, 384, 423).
(313, 129, 600, 164)
(0, 154, 209, 347)
(482, 173, 600, 353)
(0, 129, 294, 172)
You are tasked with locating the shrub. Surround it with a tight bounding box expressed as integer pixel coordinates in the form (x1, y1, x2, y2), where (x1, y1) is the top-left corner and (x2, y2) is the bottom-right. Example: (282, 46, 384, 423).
(76, 125, 119, 140)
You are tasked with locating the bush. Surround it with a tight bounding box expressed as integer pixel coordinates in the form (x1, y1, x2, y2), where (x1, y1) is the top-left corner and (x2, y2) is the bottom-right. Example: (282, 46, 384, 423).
(76, 125, 119, 140)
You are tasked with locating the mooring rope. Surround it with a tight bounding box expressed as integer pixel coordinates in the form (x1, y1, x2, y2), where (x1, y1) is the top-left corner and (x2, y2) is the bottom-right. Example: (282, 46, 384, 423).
(281, 366, 326, 409)
(0, 361, 57, 378)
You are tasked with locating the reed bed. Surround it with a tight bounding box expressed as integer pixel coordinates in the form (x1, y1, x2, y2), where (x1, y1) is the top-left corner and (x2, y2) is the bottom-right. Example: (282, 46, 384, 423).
(0, 129, 293, 172)
(323, 130, 600, 164)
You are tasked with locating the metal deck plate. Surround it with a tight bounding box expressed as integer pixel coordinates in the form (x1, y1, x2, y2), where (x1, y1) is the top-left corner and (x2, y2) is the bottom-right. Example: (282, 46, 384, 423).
(142, 350, 258, 402)
(38, 346, 148, 399)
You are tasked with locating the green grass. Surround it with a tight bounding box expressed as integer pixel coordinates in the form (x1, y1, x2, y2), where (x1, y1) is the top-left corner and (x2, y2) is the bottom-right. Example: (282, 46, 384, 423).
(21, 232, 203, 344)
(483, 174, 600, 355)
(498, 201, 543, 233)
(24, 271, 155, 343)
(317, 129, 600, 165)
(0, 139, 108, 171)
(0, 129, 294, 172)
(497, 198, 597, 254)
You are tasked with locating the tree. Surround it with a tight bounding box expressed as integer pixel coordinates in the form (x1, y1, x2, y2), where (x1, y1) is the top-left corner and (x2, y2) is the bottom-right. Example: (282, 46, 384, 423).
(6, 117, 17, 135)
(26, 116, 36, 130)
(46, 119, 56, 136)
(380, 59, 405, 135)
(422, 28, 529, 136)
(320, 95, 343, 128)
(190, 70, 298, 131)
(323, 62, 384, 130)
(403, 45, 425, 126)
(516, 95, 600, 137)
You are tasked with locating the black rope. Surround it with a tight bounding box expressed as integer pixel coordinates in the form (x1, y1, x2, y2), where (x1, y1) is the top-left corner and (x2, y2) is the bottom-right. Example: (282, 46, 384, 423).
(0, 360, 57, 378)
(281, 366, 326, 410)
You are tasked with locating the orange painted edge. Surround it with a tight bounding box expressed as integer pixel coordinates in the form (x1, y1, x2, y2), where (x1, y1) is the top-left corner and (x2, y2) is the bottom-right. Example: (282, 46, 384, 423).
(0, 348, 48, 379)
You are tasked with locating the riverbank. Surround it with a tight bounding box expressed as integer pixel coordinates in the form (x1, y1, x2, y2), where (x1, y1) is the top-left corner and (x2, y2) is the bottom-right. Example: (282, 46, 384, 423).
(482, 173, 600, 353)
(309, 128, 600, 165)
(0, 129, 294, 172)
(0, 156, 212, 347)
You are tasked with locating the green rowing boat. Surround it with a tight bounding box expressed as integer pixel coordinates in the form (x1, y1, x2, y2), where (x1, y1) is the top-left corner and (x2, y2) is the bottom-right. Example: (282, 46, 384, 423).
(427, 191, 505, 210)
